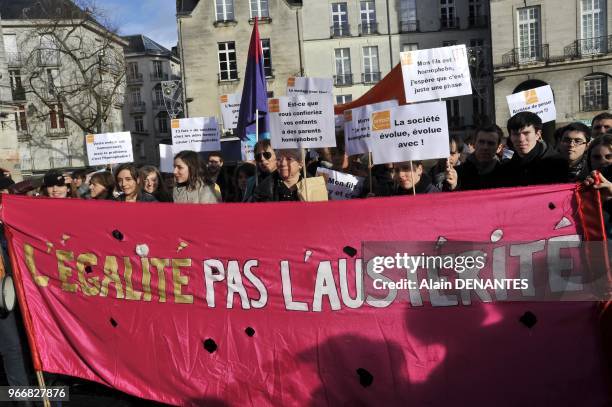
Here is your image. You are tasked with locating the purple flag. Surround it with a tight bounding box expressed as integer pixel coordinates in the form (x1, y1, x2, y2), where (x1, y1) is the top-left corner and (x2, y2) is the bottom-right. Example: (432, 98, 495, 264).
(236, 18, 269, 142)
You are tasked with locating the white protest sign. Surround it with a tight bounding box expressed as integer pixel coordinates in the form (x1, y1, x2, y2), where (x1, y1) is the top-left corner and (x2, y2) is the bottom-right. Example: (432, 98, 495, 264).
(370, 101, 450, 164)
(159, 144, 173, 173)
(269, 94, 336, 149)
(400, 45, 471, 103)
(346, 100, 399, 156)
(287, 77, 333, 97)
(171, 117, 221, 153)
(86, 132, 133, 166)
(506, 85, 556, 123)
(219, 92, 241, 130)
(316, 167, 364, 200)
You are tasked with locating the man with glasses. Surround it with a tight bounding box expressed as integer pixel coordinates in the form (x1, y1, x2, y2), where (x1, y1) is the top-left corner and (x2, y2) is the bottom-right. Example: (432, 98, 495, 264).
(243, 140, 278, 202)
(556, 122, 591, 181)
(446, 124, 504, 191)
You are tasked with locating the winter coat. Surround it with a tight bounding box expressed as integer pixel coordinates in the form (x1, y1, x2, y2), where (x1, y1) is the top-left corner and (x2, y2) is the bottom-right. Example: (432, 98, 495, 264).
(493, 142, 568, 188)
(173, 181, 219, 204)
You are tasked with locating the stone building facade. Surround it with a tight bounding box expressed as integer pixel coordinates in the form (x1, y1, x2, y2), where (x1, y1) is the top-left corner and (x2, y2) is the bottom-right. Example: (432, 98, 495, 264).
(492, 0, 612, 134)
(123, 35, 181, 166)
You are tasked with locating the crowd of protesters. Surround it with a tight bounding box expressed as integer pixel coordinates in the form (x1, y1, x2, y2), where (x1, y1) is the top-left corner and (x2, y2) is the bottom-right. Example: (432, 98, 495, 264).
(1, 110, 612, 207)
(1, 110, 612, 392)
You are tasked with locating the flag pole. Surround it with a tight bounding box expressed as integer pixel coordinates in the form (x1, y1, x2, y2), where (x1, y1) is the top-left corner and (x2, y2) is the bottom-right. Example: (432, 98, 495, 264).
(410, 160, 416, 196)
(255, 109, 259, 187)
(368, 152, 373, 195)
(302, 148, 308, 200)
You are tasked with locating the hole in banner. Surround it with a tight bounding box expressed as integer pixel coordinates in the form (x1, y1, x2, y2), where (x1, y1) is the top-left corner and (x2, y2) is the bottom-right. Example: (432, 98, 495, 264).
(85, 265, 93, 274)
(548, 202, 556, 210)
(110, 318, 118, 328)
(245, 327, 255, 337)
(112, 230, 124, 241)
(343, 246, 357, 257)
(519, 311, 537, 328)
(356, 368, 373, 387)
(203, 338, 218, 353)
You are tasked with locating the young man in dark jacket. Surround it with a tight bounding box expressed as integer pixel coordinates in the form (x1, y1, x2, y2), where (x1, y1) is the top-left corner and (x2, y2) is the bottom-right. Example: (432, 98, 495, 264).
(494, 112, 568, 187)
(446, 124, 504, 191)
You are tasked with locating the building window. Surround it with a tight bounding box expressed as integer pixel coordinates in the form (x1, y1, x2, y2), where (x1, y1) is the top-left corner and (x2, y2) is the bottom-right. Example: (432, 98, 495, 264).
(215, 0, 234, 21)
(152, 61, 164, 80)
(158, 114, 169, 133)
(402, 43, 418, 52)
(517, 6, 541, 62)
(400, 0, 418, 32)
(250, 0, 269, 19)
(442, 40, 457, 47)
(362, 46, 380, 84)
(468, 0, 485, 27)
(331, 3, 349, 37)
(336, 95, 352, 104)
(49, 104, 65, 129)
(582, 75, 608, 111)
(131, 88, 142, 105)
(440, 0, 457, 29)
(128, 62, 139, 77)
(261, 39, 273, 77)
(14, 104, 27, 132)
(135, 115, 144, 133)
(334, 48, 352, 86)
(153, 84, 164, 106)
(360, 1, 377, 35)
(581, 0, 606, 54)
(218, 42, 238, 81)
(9, 70, 25, 101)
(39, 35, 58, 65)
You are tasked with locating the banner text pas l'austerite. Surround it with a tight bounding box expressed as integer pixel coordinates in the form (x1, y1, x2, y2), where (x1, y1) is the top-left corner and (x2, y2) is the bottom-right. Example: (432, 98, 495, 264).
(21, 233, 589, 310)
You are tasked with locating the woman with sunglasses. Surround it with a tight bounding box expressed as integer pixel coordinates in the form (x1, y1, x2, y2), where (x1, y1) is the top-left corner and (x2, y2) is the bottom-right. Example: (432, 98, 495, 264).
(252, 149, 303, 202)
(243, 139, 278, 202)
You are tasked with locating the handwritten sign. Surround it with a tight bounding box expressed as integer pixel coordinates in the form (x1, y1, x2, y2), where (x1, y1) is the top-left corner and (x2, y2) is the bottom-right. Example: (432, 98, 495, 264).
(269, 95, 336, 149)
(159, 144, 173, 173)
(219, 92, 241, 130)
(171, 117, 221, 153)
(345, 100, 398, 156)
(370, 101, 450, 164)
(506, 85, 556, 123)
(400, 45, 472, 103)
(86, 132, 133, 166)
(316, 167, 364, 200)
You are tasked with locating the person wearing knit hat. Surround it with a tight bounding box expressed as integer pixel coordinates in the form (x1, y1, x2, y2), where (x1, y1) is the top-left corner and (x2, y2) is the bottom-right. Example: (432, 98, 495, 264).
(40, 170, 70, 198)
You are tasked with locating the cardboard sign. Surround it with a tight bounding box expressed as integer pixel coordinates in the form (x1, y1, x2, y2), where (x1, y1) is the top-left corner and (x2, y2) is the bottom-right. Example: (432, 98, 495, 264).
(86, 132, 133, 166)
(400, 45, 472, 103)
(269, 94, 336, 149)
(506, 85, 557, 123)
(171, 117, 221, 153)
(241, 134, 257, 161)
(345, 100, 398, 156)
(316, 167, 365, 200)
(287, 77, 333, 97)
(159, 144, 173, 173)
(370, 101, 450, 164)
(219, 92, 241, 130)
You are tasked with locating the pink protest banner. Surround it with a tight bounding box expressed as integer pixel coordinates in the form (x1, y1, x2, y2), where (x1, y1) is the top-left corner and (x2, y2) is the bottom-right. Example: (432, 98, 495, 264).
(1, 185, 610, 406)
